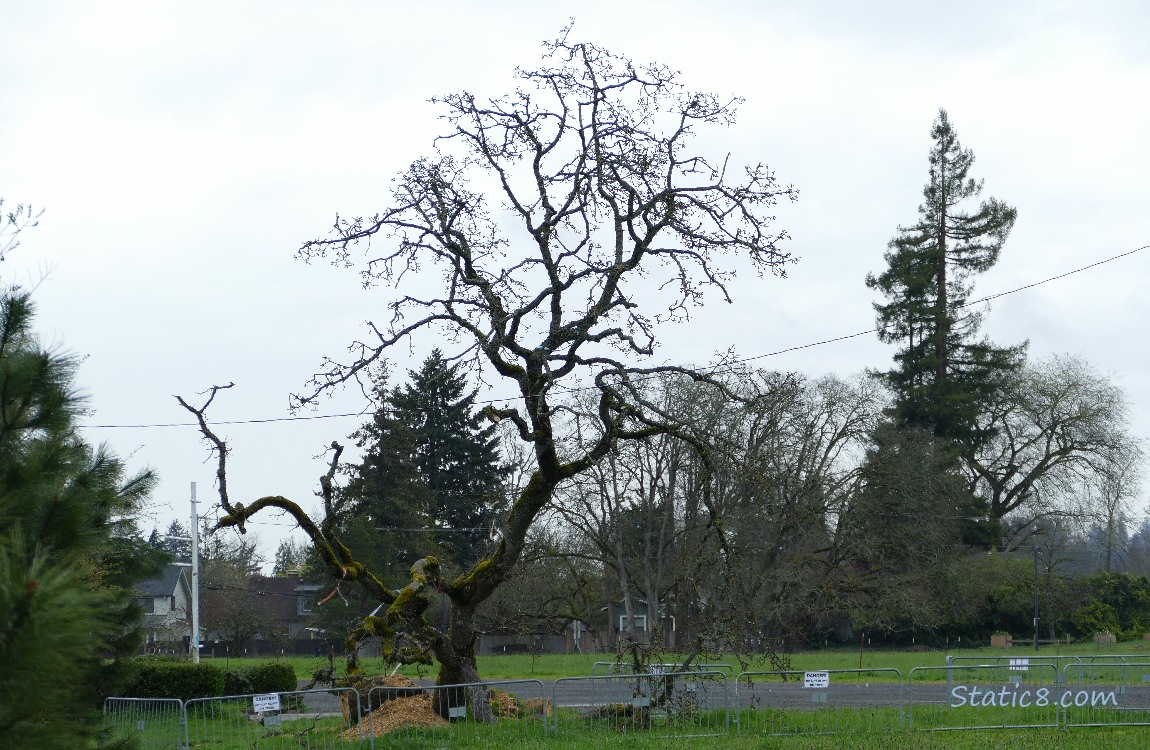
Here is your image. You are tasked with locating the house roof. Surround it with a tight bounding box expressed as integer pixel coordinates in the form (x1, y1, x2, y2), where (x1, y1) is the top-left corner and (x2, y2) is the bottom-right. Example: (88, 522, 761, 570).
(133, 564, 188, 598)
(248, 575, 320, 623)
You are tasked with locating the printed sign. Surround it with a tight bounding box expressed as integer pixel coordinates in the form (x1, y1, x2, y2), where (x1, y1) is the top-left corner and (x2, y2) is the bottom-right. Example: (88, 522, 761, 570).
(803, 671, 830, 689)
(253, 693, 281, 714)
(1008, 657, 1030, 672)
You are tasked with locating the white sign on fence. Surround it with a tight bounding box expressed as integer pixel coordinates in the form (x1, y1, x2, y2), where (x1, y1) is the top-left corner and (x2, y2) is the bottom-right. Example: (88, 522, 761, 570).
(253, 693, 281, 714)
(1009, 657, 1030, 672)
(804, 671, 830, 689)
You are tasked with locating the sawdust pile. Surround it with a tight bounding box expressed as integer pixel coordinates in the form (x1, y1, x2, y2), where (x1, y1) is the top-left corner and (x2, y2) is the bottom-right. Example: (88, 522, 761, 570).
(482, 690, 551, 718)
(490, 689, 518, 717)
(518, 697, 552, 716)
(339, 692, 447, 740)
(339, 679, 550, 739)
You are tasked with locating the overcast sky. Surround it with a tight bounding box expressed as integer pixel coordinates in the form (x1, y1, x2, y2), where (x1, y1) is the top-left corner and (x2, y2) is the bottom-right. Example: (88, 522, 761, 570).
(3, 1, 1148, 563)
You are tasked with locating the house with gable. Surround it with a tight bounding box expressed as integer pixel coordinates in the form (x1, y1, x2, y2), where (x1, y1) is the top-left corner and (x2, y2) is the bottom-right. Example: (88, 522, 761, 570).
(133, 563, 192, 653)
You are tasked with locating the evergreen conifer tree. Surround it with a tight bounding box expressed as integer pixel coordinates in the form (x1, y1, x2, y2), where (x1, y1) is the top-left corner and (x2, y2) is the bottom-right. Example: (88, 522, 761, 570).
(0, 288, 161, 749)
(147, 519, 192, 561)
(343, 350, 504, 574)
(867, 109, 1024, 450)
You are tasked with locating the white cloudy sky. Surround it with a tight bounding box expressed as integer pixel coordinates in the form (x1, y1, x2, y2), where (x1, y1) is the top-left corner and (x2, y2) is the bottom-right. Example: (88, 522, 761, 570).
(2, 1, 1148, 561)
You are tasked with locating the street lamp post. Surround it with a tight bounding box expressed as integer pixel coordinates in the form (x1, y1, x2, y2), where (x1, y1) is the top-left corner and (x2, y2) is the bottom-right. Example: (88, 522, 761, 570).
(190, 482, 200, 663)
(1033, 545, 1040, 652)
(165, 482, 202, 663)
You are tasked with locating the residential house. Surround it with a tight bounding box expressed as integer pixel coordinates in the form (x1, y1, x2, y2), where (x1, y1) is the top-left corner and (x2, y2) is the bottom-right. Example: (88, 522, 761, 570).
(133, 563, 191, 653)
(254, 572, 324, 640)
(198, 572, 325, 657)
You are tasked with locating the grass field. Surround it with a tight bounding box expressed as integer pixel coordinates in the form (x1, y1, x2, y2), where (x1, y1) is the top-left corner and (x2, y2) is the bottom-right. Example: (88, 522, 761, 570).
(517, 730, 1150, 749)
(212, 638, 1150, 683)
(105, 708, 1150, 750)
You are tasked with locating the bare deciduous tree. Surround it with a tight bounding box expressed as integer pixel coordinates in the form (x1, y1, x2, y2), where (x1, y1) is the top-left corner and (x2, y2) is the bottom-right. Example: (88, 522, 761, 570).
(179, 29, 796, 693)
(1087, 444, 1144, 573)
(553, 371, 881, 651)
(966, 354, 1137, 542)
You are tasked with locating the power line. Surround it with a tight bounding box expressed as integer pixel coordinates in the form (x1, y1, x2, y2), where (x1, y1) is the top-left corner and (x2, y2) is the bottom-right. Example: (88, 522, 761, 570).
(81, 411, 370, 429)
(715, 242, 1150, 366)
(79, 242, 1149, 431)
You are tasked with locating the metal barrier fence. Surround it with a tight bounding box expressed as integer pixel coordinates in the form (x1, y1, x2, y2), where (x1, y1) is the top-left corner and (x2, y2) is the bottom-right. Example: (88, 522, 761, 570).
(102, 659, 1150, 747)
(591, 660, 734, 676)
(1083, 654, 1148, 665)
(734, 668, 904, 736)
(944, 655, 1073, 706)
(947, 654, 1083, 671)
(552, 671, 730, 737)
(360, 678, 549, 746)
(946, 653, 1138, 670)
(102, 697, 184, 749)
(910, 663, 1061, 730)
(184, 688, 365, 749)
(1063, 661, 1150, 728)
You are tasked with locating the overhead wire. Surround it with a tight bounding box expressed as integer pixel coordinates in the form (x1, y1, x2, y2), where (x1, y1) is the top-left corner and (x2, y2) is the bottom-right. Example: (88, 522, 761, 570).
(78, 242, 1148, 431)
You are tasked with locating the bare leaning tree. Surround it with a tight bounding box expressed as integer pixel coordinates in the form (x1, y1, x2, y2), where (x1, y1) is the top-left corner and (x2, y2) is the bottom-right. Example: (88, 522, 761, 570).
(179, 30, 797, 690)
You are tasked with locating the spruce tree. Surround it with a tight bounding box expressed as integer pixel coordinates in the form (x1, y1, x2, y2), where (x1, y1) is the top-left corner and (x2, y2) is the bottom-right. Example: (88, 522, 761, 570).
(343, 350, 504, 574)
(147, 519, 192, 561)
(867, 109, 1024, 450)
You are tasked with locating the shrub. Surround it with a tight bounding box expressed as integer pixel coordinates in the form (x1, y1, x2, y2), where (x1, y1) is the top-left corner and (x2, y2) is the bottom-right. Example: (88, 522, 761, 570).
(124, 658, 225, 700)
(224, 663, 297, 696)
(1070, 601, 1121, 639)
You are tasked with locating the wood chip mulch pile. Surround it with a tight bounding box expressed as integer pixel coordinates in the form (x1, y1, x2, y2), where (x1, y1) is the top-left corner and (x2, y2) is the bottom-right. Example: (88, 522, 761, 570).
(489, 689, 518, 717)
(518, 697, 552, 716)
(338, 678, 550, 739)
(340, 692, 448, 740)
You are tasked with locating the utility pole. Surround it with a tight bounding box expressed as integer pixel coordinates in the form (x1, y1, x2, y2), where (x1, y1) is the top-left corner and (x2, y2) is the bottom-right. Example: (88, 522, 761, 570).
(1033, 545, 1040, 652)
(191, 482, 201, 664)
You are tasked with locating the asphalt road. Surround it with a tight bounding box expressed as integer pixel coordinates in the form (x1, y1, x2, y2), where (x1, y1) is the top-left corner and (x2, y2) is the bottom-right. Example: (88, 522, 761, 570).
(289, 676, 1150, 724)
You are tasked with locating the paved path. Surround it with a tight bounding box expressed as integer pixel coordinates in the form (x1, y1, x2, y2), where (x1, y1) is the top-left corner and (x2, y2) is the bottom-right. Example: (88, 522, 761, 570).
(293, 674, 896, 712)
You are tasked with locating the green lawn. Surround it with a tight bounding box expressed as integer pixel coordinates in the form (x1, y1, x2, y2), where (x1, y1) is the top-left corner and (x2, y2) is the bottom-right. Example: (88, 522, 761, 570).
(106, 710, 1150, 750)
(211, 639, 1150, 683)
(543, 730, 1150, 750)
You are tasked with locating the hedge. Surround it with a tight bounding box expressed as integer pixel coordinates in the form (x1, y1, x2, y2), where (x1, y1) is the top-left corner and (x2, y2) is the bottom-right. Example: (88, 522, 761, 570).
(223, 663, 297, 696)
(123, 659, 297, 700)
(124, 659, 225, 700)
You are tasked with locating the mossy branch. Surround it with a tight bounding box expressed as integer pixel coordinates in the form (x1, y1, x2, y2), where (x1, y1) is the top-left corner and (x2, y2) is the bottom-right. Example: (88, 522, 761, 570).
(345, 558, 444, 673)
(175, 388, 397, 606)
